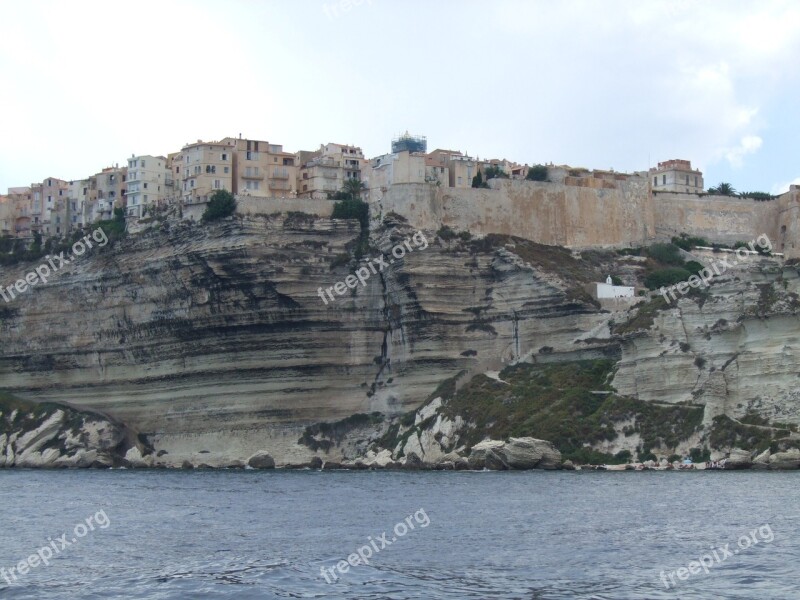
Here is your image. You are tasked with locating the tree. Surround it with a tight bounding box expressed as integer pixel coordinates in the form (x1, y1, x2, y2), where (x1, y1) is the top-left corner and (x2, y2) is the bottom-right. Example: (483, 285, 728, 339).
(484, 165, 509, 180)
(202, 190, 237, 222)
(526, 164, 549, 182)
(471, 170, 489, 188)
(342, 178, 366, 200)
(707, 182, 736, 196)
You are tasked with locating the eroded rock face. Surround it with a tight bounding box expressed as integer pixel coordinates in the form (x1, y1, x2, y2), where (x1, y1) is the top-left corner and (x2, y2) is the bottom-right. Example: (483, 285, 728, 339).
(0, 216, 612, 467)
(768, 449, 800, 470)
(0, 400, 133, 468)
(2, 213, 799, 467)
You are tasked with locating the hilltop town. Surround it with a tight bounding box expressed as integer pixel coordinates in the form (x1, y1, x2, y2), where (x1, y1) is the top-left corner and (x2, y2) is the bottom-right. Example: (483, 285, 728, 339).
(1, 132, 799, 259)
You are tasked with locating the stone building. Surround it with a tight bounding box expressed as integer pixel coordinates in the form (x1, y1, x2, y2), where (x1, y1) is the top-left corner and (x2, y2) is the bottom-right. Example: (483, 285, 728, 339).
(650, 159, 704, 194)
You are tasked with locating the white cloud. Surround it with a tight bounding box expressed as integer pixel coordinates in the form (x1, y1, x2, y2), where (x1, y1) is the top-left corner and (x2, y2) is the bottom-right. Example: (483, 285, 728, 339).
(772, 177, 800, 196)
(724, 135, 764, 168)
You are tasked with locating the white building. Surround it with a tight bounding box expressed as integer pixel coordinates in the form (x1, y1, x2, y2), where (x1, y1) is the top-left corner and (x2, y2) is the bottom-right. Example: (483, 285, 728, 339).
(649, 159, 704, 194)
(127, 155, 170, 218)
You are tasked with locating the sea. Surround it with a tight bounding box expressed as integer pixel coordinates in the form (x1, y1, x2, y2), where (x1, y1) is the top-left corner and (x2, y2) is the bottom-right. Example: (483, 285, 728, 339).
(1, 469, 798, 599)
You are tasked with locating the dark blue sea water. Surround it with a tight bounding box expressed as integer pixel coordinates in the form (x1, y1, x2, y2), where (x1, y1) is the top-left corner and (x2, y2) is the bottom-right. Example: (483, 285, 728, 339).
(1, 470, 798, 599)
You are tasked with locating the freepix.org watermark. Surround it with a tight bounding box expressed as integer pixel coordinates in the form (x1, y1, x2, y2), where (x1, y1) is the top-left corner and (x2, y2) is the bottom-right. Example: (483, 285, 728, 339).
(318, 230, 428, 305)
(659, 523, 774, 590)
(1, 510, 111, 585)
(0, 226, 109, 304)
(659, 234, 772, 304)
(320, 508, 430, 583)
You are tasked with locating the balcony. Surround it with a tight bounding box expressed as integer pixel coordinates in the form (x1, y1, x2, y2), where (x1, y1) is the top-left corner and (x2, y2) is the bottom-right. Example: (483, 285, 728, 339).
(165, 177, 174, 186)
(271, 171, 290, 179)
(241, 172, 264, 180)
(269, 180, 292, 191)
(322, 171, 339, 179)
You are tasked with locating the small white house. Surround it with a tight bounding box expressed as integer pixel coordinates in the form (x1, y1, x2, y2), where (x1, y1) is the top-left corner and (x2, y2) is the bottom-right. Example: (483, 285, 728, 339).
(589, 276, 635, 299)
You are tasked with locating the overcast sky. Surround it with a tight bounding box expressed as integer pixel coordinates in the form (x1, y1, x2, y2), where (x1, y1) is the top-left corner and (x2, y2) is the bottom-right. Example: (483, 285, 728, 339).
(1, 0, 798, 195)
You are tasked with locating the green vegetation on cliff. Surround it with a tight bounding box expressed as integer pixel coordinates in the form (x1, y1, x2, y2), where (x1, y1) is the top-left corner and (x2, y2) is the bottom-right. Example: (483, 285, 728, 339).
(438, 360, 705, 463)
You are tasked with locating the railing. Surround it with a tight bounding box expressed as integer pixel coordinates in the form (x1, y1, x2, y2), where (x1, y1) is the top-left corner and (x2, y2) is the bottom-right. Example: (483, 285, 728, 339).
(241, 172, 264, 180)
(270, 171, 290, 179)
(269, 180, 292, 190)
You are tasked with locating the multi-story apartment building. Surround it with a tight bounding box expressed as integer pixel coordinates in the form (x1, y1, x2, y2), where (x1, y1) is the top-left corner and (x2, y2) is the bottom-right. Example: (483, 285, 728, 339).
(7, 187, 32, 237)
(296, 143, 366, 198)
(126, 155, 170, 218)
(650, 159, 704, 194)
(222, 137, 297, 198)
(178, 140, 234, 204)
(68, 179, 91, 229)
(91, 166, 127, 221)
(426, 149, 478, 188)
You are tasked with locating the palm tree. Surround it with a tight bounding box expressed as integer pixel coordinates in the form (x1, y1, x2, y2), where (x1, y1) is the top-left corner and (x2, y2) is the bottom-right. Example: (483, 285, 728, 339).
(342, 178, 366, 200)
(708, 182, 736, 196)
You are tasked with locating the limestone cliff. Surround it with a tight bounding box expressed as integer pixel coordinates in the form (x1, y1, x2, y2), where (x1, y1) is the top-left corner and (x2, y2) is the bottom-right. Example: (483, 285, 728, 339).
(1, 211, 799, 468)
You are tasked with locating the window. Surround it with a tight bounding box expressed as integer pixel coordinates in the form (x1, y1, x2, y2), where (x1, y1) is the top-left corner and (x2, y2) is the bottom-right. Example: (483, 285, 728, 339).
(662, 175, 666, 185)
(685, 175, 689, 184)
(224, 166, 229, 174)
(141, 160, 146, 168)
(144, 195, 148, 202)
(144, 183, 148, 189)
(214, 179, 221, 189)
(694, 176, 698, 187)
(246, 151, 259, 160)
(221, 153, 228, 161)
(653, 176, 657, 186)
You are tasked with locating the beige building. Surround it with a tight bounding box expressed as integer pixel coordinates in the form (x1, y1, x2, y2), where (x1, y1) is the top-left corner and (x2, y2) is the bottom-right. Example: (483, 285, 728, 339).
(179, 140, 234, 205)
(367, 151, 448, 191)
(426, 149, 478, 189)
(127, 155, 171, 218)
(7, 187, 32, 238)
(650, 159, 704, 194)
(0, 195, 13, 236)
(297, 143, 366, 198)
(222, 137, 297, 198)
(89, 167, 127, 221)
(68, 179, 91, 228)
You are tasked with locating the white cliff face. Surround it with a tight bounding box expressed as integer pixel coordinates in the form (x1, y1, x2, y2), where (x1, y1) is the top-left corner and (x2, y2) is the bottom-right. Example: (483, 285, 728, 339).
(0, 215, 617, 466)
(613, 261, 800, 426)
(1, 211, 799, 467)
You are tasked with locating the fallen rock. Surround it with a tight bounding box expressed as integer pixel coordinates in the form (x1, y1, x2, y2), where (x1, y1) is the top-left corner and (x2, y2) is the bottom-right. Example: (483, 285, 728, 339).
(403, 452, 424, 470)
(723, 448, 752, 470)
(752, 449, 770, 469)
(769, 449, 800, 470)
(247, 451, 276, 469)
(562, 460, 576, 470)
(180, 460, 194, 470)
(498, 437, 545, 469)
(309, 456, 323, 469)
(453, 457, 471, 470)
(468, 440, 506, 469)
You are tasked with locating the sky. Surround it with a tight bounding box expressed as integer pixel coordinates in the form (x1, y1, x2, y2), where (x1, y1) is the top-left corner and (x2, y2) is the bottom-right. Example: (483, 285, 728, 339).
(1, 0, 799, 195)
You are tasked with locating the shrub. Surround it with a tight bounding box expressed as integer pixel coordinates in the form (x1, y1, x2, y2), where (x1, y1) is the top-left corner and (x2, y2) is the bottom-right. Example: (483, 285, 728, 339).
(202, 190, 237, 222)
(526, 164, 549, 182)
(647, 243, 684, 266)
(644, 267, 692, 290)
(671, 234, 709, 251)
(331, 198, 369, 230)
